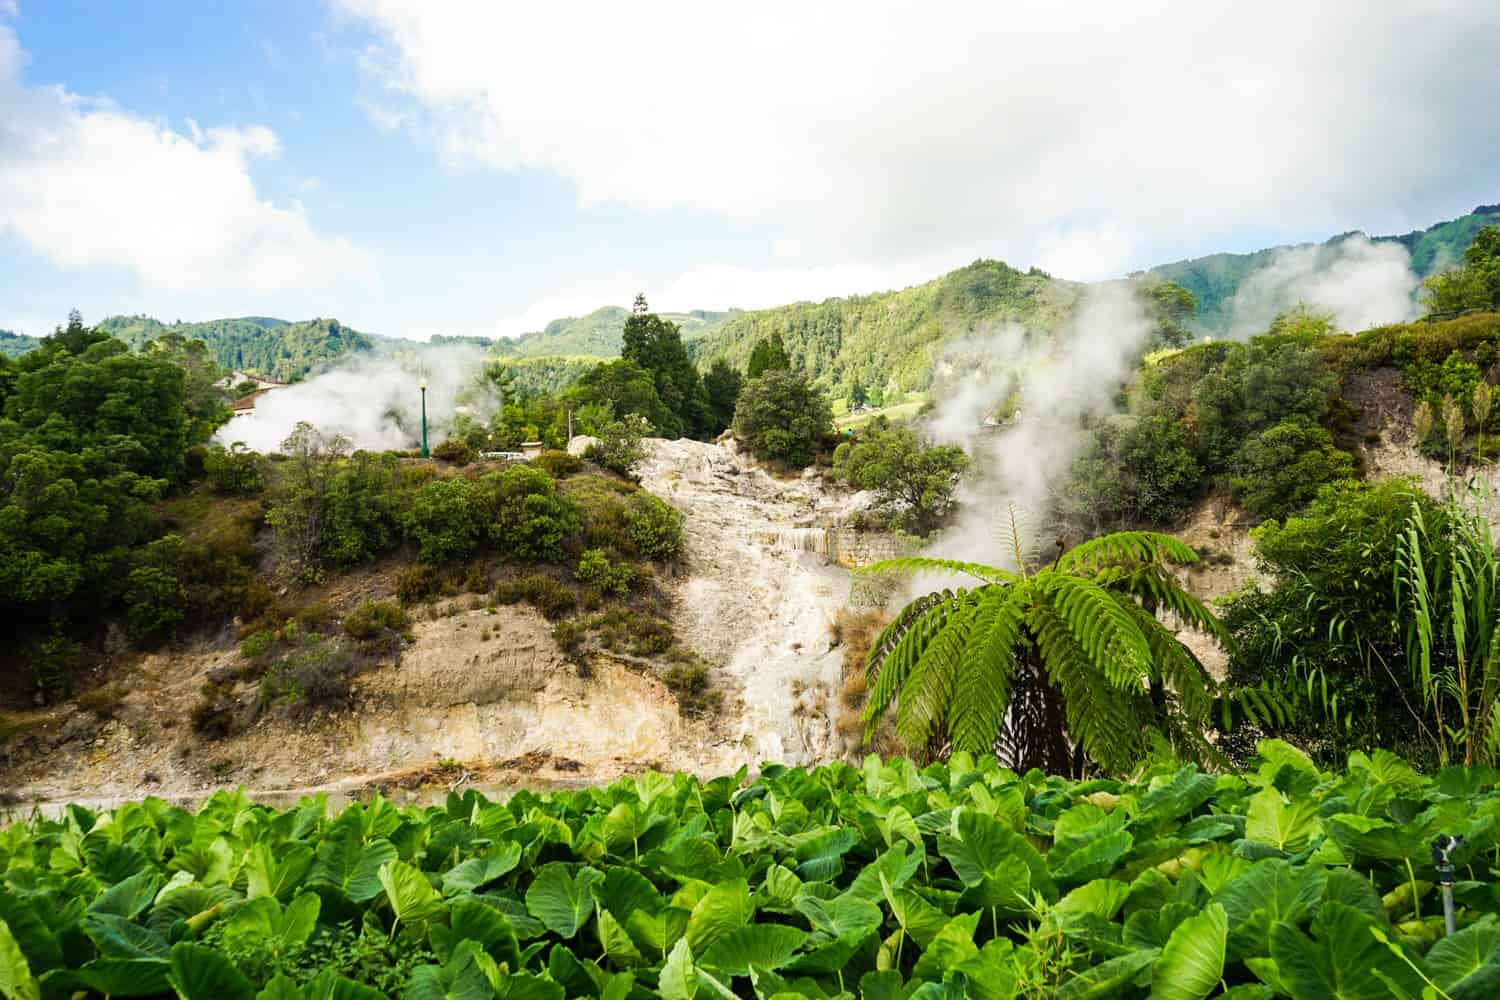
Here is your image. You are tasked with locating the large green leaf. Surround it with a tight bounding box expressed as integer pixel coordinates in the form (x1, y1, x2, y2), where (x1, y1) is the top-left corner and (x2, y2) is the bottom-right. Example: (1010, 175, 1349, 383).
(0, 919, 39, 1000)
(80, 913, 171, 959)
(1149, 902, 1226, 1000)
(699, 924, 807, 977)
(431, 898, 523, 969)
(1244, 788, 1322, 853)
(938, 809, 1056, 902)
(378, 860, 446, 929)
(246, 843, 315, 902)
(1050, 830, 1133, 886)
(1270, 901, 1421, 1000)
(442, 843, 523, 897)
(524, 864, 604, 939)
(1423, 914, 1500, 999)
(51, 958, 171, 997)
(308, 831, 398, 903)
(1056, 949, 1158, 999)
(88, 871, 165, 919)
(659, 938, 697, 1000)
(684, 879, 752, 955)
(166, 942, 255, 1000)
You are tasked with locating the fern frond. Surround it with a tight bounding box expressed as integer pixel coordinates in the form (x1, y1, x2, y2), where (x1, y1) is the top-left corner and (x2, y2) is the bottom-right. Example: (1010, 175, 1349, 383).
(1056, 531, 1199, 574)
(1039, 574, 1152, 692)
(863, 592, 944, 729)
(1115, 596, 1218, 723)
(949, 588, 1025, 754)
(857, 557, 1018, 585)
(1029, 603, 1147, 772)
(894, 592, 981, 749)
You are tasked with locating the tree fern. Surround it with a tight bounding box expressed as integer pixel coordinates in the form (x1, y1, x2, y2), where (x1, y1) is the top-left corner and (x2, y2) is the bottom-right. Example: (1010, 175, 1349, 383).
(861, 525, 1225, 775)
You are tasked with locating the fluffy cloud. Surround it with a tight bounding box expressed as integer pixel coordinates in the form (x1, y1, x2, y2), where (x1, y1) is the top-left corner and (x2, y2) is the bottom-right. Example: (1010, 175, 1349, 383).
(0, 26, 368, 294)
(340, 1, 1500, 279)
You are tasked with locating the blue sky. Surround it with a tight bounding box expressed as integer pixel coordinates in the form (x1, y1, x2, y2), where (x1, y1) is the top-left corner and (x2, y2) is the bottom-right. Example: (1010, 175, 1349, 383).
(1, 2, 1497, 340)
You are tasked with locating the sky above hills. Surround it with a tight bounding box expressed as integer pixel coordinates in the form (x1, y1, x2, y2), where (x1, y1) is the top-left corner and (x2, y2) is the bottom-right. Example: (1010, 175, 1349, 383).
(1, 1, 1498, 341)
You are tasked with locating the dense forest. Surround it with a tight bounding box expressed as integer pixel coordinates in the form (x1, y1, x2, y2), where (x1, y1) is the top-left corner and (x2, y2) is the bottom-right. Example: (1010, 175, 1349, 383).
(97, 315, 377, 382)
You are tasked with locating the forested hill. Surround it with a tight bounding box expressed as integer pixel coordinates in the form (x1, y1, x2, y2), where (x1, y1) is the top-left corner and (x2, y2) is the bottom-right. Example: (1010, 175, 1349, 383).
(0, 329, 40, 357)
(97, 314, 376, 382)
(1149, 203, 1500, 335)
(689, 259, 1081, 399)
(434, 306, 738, 358)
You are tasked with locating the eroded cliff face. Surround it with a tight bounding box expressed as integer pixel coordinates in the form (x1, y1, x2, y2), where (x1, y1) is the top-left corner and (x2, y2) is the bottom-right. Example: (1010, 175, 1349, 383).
(1, 439, 886, 810)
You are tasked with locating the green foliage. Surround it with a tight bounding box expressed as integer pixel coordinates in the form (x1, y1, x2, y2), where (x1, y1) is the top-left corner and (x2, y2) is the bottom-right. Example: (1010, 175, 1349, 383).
(533, 450, 582, 478)
(625, 492, 683, 560)
(431, 438, 475, 466)
(1423, 225, 1500, 314)
(204, 443, 265, 496)
(1066, 412, 1202, 529)
(567, 361, 672, 436)
(694, 258, 1078, 400)
(575, 549, 637, 596)
(746, 332, 790, 379)
(124, 564, 186, 642)
(405, 477, 486, 563)
(342, 601, 409, 645)
(1223, 479, 1443, 761)
(832, 418, 970, 534)
(1228, 420, 1357, 520)
(590, 415, 650, 475)
(0, 328, 41, 358)
(863, 528, 1224, 774)
(622, 299, 710, 439)
(493, 573, 578, 619)
(733, 369, 834, 467)
(486, 465, 581, 562)
(8, 745, 1500, 998)
(701, 360, 743, 436)
(99, 314, 374, 382)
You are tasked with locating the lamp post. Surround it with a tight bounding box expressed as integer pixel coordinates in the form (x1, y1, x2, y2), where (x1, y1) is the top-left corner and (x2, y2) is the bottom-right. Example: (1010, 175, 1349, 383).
(419, 378, 429, 458)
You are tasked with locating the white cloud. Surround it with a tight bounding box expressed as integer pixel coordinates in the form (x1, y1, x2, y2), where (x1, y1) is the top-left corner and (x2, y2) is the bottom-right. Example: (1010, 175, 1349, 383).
(339, 1, 1500, 282)
(0, 26, 370, 295)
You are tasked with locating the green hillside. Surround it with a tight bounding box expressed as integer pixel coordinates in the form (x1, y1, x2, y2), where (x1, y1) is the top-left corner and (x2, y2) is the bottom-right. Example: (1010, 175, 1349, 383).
(1149, 203, 1500, 334)
(690, 259, 1081, 399)
(98, 314, 376, 381)
(0, 329, 40, 358)
(435, 306, 738, 359)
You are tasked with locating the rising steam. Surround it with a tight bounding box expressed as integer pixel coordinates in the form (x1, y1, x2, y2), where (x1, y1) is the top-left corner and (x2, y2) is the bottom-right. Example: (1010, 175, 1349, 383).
(217, 346, 500, 453)
(921, 281, 1156, 572)
(1226, 234, 1420, 336)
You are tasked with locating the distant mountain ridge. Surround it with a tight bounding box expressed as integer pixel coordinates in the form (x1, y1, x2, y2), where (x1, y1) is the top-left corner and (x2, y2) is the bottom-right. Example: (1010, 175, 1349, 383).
(1147, 203, 1500, 334)
(97, 315, 377, 382)
(433, 306, 739, 358)
(0, 329, 40, 358)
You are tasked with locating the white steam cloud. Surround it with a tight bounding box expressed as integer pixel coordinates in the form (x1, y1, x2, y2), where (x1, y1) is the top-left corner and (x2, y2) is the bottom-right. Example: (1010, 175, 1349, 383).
(217, 346, 499, 453)
(922, 282, 1156, 572)
(1226, 234, 1420, 337)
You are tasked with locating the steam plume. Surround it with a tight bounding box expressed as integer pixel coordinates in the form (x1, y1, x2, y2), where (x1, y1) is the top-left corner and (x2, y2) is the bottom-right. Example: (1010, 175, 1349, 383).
(1226, 234, 1420, 336)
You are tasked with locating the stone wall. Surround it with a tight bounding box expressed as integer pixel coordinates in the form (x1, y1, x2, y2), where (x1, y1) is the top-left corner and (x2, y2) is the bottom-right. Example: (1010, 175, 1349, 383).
(830, 528, 916, 568)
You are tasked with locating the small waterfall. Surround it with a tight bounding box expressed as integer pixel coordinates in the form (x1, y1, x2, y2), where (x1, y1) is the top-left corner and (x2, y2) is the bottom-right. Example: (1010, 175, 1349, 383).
(754, 526, 834, 558)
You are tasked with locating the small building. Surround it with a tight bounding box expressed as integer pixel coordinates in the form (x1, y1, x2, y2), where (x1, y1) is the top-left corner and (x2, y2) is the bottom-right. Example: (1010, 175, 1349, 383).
(521, 440, 545, 460)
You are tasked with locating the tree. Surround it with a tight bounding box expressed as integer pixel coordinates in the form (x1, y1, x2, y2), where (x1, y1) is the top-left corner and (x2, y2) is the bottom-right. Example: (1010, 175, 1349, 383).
(832, 420, 970, 533)
(1135, 277, 1198, 348)
(566, 360, 673, 435)
(1422, 225, 1500, 314)
(1228, 419, 1356, 520)
(702, 360, 743, 435)
(591, 414, 651, 474)
(621, 298, 708, 438)
(732, 369, 834, 467)
(861, 530, 1223, 774)
(1065, 410, 1202, 529)
(747, 332, 790, 379)
(264, 423, 351, 578)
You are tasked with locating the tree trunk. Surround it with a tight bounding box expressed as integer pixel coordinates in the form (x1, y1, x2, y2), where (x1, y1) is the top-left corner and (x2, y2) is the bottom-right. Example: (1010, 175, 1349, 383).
(998, 655, 1075, 776)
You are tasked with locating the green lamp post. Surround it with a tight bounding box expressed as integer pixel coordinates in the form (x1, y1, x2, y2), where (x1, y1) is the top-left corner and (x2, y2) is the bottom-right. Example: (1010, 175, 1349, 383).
(419, 378, 429, 458)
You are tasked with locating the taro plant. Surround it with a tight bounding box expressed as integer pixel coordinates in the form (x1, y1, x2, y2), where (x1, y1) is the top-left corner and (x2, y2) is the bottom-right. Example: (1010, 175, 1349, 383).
(860, 519, 1225, 775)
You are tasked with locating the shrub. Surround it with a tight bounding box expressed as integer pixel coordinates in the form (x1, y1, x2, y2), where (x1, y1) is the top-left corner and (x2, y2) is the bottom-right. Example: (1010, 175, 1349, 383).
(663, 660, 723, 717)
(733, 369, 834, 467)
(626, 492, 684, 559)
(534, 450, 582, 478)
(343, 600, 409, 643)
(26, 634, 82, 704)
(590, 414, 651, 474)
(432, 438, 475, 465)
(831, 419, 970, 534)
(575, 548, 637, 595)
(258, 636, 355, 709)
(203, 443, 265, 496)
(404, 476, 484, 563)
(124, 565, 186, 642)
(486, 465, 581, 561)
(396, 564, 444, 604)
(493, 574, 578, 619)
(1229, 419, 1358, 520)
(239, 629, 277, 660)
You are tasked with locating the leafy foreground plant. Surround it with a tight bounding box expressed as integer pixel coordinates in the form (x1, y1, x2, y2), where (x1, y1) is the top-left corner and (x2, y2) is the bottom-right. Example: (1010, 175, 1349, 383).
(862, 529, 1225, 775)
(5, 742, 1500, 999)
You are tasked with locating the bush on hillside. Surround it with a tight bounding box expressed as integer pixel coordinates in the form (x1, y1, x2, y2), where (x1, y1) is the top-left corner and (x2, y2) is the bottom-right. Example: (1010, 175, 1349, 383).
(575, 548, 637, 596)
(486, 465, 581, 561)
(432, 438, 475, 465)
(733, 369, 834, 467)
(533, 449, 581, 478)
(626, 491, 684, 559)
(203, 442, 265, 496)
